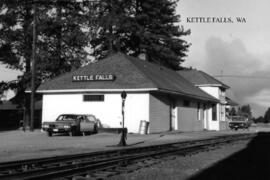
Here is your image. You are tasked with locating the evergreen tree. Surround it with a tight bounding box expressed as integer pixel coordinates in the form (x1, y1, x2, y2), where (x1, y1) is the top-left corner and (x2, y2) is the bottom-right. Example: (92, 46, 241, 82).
(0, 0, 89, 126)
(253, 116, 264, 123)
(37, 0, 90, 80)
(238, 104, 252, 118)
(0, 1, 35, 126)
(0, 81, 6, 103)
(228, 107, 237, 116)
(91, 0, 190, 69)
(1, 0, 90, 79)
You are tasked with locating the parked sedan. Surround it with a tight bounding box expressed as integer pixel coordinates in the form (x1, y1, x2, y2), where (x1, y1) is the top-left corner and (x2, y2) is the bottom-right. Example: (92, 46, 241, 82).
(229, 116, 250, 130)
(42, 114, 98, 137)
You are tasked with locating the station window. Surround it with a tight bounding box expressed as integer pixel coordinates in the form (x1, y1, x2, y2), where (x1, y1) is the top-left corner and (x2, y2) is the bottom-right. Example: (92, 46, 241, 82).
(83, 95, 104, 102)
(220, 105, 225, 121)
(197, 102, 201, 120)
(212, 105, 217, 121)
(197, 103, 204, 121)
(202, 104, 206, 119)
(183, 100, 190, 107)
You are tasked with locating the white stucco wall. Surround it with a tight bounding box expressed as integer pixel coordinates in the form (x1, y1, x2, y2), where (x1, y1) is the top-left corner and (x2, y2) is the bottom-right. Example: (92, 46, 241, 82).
(42, 92, 149, 133)
(199, 86, 219, 99)
(199, 86, 227, 130)
(209, 105, 220, 130)
(199, 87, 219, 130)
(125, 93, 150, 133)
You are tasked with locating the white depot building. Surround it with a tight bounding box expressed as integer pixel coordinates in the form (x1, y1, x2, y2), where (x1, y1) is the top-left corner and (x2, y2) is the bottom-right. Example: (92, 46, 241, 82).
(177, 69, 231, 131)
(37, 53, 220, 133)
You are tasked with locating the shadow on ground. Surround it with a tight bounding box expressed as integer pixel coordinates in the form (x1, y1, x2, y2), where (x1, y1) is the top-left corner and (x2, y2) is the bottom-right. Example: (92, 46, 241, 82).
(0, 126, 20, 132)
(189, 132, 270, 180)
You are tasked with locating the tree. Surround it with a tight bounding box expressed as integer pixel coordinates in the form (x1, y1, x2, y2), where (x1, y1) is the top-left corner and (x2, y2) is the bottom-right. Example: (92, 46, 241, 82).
(263, 107, 270, 123)
(0, 1, 34, 127)
(91, 0, 190, 70)
(0, 0, 90, 127)
(238, 104, 252, 118)
(228, 107, 237, 116)
(0, 81, 7, 103)
(0, 0, 91, 80)
(0, 1, 33, 79)
(253, 116, 264, 124)
(36, 1, 90, 80)
(0, 80, 18, 103)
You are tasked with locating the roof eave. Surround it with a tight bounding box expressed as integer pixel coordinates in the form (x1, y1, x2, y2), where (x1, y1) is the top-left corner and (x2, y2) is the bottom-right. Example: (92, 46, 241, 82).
(157, 88, 219, 103)
(33, 88, 159, 94)
(195, 84, 230, 89)
(32, 87, 219, 103)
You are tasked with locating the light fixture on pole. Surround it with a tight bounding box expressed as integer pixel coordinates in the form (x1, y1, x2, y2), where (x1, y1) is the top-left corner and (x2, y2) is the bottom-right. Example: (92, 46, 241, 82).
(118, 91, 127, 146)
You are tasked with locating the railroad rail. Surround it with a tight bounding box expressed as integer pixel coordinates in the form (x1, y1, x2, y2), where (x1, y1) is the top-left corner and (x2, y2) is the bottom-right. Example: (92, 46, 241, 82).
(0, 133, 257, 180)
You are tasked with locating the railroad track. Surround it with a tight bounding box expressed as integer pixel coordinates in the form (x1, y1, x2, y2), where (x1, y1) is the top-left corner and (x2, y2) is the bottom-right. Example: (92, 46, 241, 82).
(0, 133, 256, 180)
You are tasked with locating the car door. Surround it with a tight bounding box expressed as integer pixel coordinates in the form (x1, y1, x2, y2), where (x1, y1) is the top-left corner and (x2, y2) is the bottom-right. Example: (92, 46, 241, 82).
(80, 116, 94, 132)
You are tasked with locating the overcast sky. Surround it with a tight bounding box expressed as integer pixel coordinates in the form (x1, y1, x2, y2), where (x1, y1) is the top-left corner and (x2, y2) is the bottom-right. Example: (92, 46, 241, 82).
(177, 0, 270, 117)
(1, 0, 270, 117)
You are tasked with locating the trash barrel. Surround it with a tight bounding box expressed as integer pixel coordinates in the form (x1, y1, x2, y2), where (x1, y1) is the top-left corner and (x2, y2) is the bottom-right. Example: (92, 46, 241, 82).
(139, 120, 149, 134)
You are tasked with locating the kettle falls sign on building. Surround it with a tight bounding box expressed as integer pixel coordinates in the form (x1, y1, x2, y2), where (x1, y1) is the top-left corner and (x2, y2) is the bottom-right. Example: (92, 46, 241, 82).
(72, 74, 115, 82)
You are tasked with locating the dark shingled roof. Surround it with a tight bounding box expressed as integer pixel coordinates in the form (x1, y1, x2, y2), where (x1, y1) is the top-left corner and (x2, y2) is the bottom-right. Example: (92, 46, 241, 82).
(177, 69, 230, 89)
(37, 53, 218, 102)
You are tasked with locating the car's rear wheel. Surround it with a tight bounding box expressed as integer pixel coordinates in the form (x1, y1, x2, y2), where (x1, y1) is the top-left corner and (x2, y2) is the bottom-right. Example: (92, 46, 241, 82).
(47, 131, 52, 137)
(93, 125, 98, 134)
(69, 129, 76, 136)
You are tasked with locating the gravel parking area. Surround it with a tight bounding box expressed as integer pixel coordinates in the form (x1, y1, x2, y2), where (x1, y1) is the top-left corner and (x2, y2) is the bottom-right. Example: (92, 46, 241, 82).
(0, 126, 268, 163)
(0, 131, 158, 162)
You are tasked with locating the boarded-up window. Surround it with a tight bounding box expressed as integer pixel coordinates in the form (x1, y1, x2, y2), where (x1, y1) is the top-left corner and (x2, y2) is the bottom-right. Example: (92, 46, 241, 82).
(212, 105, 217, 121)
(197, 103, 200, 120)
(197, 103, 204, 121)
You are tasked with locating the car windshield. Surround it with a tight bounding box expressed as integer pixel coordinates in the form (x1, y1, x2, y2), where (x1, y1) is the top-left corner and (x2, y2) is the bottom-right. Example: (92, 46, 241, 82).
(86, 115, 96, 122)
(56, 115, 79, 121)
(231, 116, 245, 121)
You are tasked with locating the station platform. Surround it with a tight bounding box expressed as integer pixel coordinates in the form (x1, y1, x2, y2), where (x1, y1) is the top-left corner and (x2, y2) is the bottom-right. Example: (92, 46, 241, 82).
(0, 125, 268, 163)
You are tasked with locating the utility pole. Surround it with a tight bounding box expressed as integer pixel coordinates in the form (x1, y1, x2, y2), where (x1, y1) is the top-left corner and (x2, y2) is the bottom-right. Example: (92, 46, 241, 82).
(220, 70, 223, 82)
(30, 1, 37, 131)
